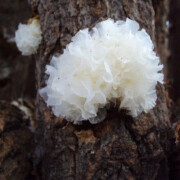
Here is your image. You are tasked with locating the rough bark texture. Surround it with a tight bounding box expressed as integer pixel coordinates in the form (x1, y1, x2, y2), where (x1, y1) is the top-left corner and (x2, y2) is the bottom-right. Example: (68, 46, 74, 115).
(30, 0, 172, 179)
(1, 0, 180, 179)
(0, 1, 36, 179)
(0, 101, 34, 180)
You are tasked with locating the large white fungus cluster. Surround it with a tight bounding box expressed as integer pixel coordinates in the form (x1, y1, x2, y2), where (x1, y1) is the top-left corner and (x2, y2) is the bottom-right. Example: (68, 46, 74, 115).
(40, 18, 163, 124)
(15, 19, 42, 56)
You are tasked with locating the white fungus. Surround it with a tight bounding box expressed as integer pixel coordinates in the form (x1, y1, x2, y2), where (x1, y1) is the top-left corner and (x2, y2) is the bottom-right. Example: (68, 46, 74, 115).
(15, 18, 42, 56)
(40, 18, 163, 124)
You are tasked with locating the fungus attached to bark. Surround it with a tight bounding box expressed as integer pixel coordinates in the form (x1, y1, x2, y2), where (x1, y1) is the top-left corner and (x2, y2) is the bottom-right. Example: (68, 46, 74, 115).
(40, 18, 163, 124)
(15, 18, 42, 56)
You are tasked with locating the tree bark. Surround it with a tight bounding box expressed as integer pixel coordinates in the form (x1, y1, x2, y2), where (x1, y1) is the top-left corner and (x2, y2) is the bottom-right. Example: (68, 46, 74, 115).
(27, 0, 174, 180)
(0, 101, 34, 180)
(2, 0, 180, 179)
(31, 0, 172, 179)
(0, 1, 36, 179)
(0, 0, 35, 100)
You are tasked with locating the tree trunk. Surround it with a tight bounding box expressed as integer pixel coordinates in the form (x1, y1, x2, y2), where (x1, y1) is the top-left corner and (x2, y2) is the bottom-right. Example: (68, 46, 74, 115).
(30, 0, 173, 179)
(0, 101, 34, 180)
(0, 1, 36, 179)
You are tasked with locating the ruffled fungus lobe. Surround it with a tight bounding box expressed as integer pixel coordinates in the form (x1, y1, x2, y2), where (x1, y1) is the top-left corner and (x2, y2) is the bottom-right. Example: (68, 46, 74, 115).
(40, 18, 163, 124)
(15, 18, 42, 56)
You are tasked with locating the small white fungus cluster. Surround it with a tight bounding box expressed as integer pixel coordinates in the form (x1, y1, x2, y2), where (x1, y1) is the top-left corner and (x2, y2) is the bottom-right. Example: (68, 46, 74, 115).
(15, 19, 42, 56)
(40, 18, 163, 124)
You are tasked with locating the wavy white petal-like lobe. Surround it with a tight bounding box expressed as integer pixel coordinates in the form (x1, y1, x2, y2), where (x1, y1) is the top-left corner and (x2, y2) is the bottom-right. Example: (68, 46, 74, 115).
(15, 19, 42, 56)
(40, 18, 163, 124)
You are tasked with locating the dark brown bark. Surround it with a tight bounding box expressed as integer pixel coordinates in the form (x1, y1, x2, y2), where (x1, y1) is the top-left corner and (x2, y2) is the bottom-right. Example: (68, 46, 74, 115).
(29, 0, 172, 179)
(0, 1, 37, 179)
(0, 0, 35, 100)
(168, 1, 180, 179)
(2, 0, 180, 179)
(168, 0, 180, 102)
(0, 101, 34, 180)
